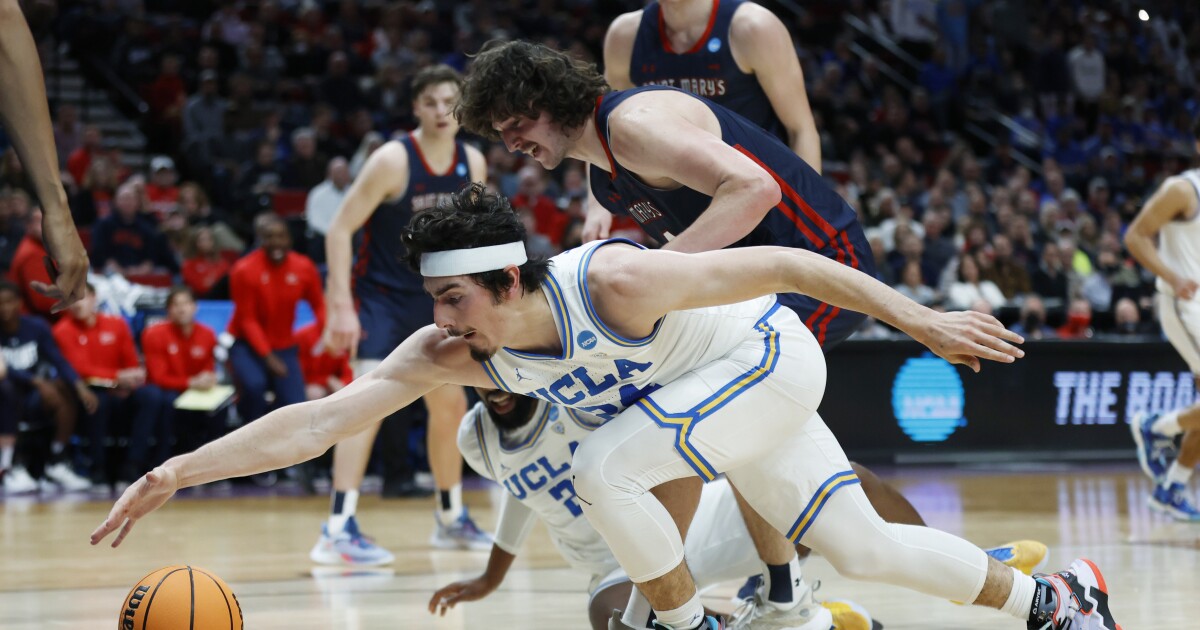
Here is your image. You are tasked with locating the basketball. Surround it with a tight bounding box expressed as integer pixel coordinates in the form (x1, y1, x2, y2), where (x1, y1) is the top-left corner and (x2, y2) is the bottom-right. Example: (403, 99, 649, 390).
(118, 565, 243, 630)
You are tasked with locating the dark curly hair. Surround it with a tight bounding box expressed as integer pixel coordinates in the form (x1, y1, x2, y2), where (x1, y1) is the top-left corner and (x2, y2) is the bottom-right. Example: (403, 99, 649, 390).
(403, 183, 551, 301)
(456, 40, 609, 140)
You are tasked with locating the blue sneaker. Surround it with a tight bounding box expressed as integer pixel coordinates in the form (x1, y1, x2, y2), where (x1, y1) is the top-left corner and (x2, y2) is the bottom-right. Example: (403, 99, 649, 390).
(1131, 412, 1175, 482)
(1149, 482, 1200, 521)
(430, 508, 494, 550)
(309, 516, 396, 565)
(984, 540, 1048, 575)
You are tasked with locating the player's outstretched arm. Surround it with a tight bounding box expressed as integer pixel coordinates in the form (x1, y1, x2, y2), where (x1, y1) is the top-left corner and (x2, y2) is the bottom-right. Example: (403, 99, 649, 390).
(428, 491, 533, 615)
(0, 0, 88, 310)
(1125, 177, 1198, 300)
(428, 545, 517, 615)
(595, 245, 1023, 372)
(90, 330, 455, 548)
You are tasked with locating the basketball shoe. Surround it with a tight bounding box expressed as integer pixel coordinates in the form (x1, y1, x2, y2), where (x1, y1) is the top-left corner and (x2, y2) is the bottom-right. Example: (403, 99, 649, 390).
(43, 461, 92, 492)
(1148, 482, 1200, 521)
(985, 540, 1049, 575)
(1131, 411, 1175, 482)
(1, 465, 37, 494)
(728, 579, 834, 630)
(732, 575, 874, 629)
(1028, 558, 1120, 630)
(309, 516, 395, 566)
(430, 508, 493, 550)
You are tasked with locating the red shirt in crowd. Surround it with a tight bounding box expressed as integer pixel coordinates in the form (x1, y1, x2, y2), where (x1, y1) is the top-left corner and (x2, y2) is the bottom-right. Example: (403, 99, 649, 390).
(8, 234, 56, 317)
(228, 249, 325, 356)
(52, 313, 140, 382)
(182, 256, 232, 297)
(145, 183, 180, 221)
(295, 322, 352, 388)
(141, 320, 218, 393)
(512, 193, 567, 245)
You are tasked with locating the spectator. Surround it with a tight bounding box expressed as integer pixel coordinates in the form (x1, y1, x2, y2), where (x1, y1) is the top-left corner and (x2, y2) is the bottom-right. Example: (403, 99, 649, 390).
(983, 234, 1032, 299)
(283, 127, 327, 189)
(8, 207, 56, 317)
(1056, 297, 1094, 340)
(895, 260, 936, 306)
(1031, 242, 1070, 304)
(53, 283, 170, 489)
(145, 156, 181, 221)
(141, 286, 224, 453)
(1009, 295, 1057, 340)
(1067, 31, 1105, 124)
(0, 189, 24, 274)
(512, 165, 566, 246)
(318, 50, 366, 115)
(1112, 297, 1153, 336)
(296, 321, 352, 402)
(238, 140, 284, 215)
(0, 280, 94, 494)
(144, 55, 188, 154)
(227, 214, 324, 425)
(178, 182, 245, 254)
(53, 104, 82, 169)
(71, 154, 119, 225)
(90, 183, 178, 276)
(947, 254, 1006, 311)
(181, 227, 232, 298)
(305, 156, 351, 263)
(182, 70, 225, 176)
(66, 124, 104, 186)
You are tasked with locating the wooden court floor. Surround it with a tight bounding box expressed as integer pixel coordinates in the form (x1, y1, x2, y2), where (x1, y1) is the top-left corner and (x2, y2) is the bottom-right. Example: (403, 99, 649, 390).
(2, 464, 1198, 629)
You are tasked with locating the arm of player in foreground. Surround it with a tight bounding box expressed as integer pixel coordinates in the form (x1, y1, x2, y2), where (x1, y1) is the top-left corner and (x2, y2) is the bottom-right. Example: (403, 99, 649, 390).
(428, 495, 534, 615)
(90, 333, 447, 548)
(598, 245, 1024, 372)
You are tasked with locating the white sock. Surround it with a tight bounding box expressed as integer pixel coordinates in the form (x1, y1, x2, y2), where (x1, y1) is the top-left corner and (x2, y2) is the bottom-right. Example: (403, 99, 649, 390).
(438, 484, 464, 522)
(328, 490, 359, 535)
(0, 445, 12, 469)
(1166, 461, 1194, 487)
(1153, 410, 1183, 436)
(653, 592, 704, 629)
(1000, 568, 1037, 620)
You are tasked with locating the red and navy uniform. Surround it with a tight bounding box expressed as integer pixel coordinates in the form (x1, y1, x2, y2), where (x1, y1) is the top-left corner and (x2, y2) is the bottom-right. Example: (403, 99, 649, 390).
(589, 86, 874, 348)
(142, 321, 217, 393)
(629, 0, 785, 142)
(228, 249, 325, 356)
(352, 135, 471, 360)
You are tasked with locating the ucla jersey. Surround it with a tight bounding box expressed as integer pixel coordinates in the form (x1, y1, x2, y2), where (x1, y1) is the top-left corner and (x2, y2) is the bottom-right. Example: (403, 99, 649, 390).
(353, 136, 471, 293)
(482, 239, 777, 421)
(458, 399, 617, 574)
(1157, 169, 1200, 296)
(629, 0, 785, 141)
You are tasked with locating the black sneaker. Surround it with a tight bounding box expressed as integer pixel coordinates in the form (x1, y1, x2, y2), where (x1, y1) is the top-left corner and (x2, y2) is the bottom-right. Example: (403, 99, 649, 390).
(1028, 558, 1120, 630)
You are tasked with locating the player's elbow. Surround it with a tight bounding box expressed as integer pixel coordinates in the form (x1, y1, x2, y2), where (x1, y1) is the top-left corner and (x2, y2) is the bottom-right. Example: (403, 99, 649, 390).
(726, 171, 781, 227)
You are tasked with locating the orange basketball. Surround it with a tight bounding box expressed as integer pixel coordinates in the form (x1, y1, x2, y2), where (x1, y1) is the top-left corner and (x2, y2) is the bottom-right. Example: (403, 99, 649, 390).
(118, 565, 243, 630)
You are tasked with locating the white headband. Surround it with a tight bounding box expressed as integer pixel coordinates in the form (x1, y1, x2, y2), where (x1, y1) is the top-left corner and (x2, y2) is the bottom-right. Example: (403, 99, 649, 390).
(420, 241, 528, 277)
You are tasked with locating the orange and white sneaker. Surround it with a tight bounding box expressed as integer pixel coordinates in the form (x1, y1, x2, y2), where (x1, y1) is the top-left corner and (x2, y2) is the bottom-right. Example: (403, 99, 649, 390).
(1028, 558, 1120, 630)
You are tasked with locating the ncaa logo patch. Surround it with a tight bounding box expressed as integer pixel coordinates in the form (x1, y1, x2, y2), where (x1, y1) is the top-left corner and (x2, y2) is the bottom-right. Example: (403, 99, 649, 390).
(456, 163, 468, 177)
(707, 37, 722, 53)
(577, 330, 598, 350)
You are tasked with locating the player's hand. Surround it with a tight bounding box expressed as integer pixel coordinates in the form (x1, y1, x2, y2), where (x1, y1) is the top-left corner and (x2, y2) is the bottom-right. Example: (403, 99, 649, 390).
(31, 206, 89, 313)
(90, 465, 180, 548)
(914, 310, 1025, 373)
(323, 300, 361, 357)
(428, 576, 498, 615)
(1171, 276, 1199, 301)
(581, 204, 614, 242)
(265, 353, 288, 377)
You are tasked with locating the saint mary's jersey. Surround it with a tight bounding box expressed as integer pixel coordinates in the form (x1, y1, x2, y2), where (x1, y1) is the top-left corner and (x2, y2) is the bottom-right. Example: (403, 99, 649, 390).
(629, 0, 785, 141)
(1157, 169, 1200, 297)
(353, 135, 471, 294)
(481, 238, 777, 422)
(458, 399, 617, 575)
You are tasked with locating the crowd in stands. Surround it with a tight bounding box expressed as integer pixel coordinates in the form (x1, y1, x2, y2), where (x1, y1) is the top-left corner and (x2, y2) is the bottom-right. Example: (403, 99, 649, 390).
(0, 0, 1196, 493)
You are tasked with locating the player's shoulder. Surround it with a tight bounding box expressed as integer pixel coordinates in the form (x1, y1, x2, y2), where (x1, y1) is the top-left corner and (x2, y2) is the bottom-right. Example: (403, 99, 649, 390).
(729, 1, 786, 41)
(607, 9, 644, 41)
(455, 402, 495, 477)
(366, 139, 411, 170)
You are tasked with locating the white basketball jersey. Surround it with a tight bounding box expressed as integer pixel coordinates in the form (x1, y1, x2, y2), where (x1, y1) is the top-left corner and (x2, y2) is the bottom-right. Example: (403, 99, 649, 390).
(482, 239, 777, 421)
(1158, 169, 1200, 296)
(457, 399, 618, 575)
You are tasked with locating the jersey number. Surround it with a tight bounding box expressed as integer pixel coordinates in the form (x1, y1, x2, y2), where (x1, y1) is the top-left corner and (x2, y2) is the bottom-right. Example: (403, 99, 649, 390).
(548, 478, 583, 517)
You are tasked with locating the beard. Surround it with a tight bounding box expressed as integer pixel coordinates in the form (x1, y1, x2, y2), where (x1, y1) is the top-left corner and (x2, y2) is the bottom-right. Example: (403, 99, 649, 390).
(487, 395, 539, 432)
(468, 346, 495, 362)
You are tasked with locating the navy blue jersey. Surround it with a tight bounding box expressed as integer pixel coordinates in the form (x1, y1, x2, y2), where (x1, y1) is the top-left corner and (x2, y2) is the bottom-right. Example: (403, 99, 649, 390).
(0, 316, 79, 385)
(589, 86, 875, 347)
(353, 135, 471, 293)
(628, 0, 785, 141)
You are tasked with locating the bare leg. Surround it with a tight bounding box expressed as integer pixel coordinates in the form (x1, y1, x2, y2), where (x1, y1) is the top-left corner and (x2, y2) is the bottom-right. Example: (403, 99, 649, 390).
(972, 557, 1015, 608)
(732, 485, 794, 565)
(634, 561, 697, 612)
(424, 384, 468, 493)
(651, 477, 702, 541)
(1175, 403, 1200, 468)
(332, 422, 381, 492)
(37, 378, 77, 448)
